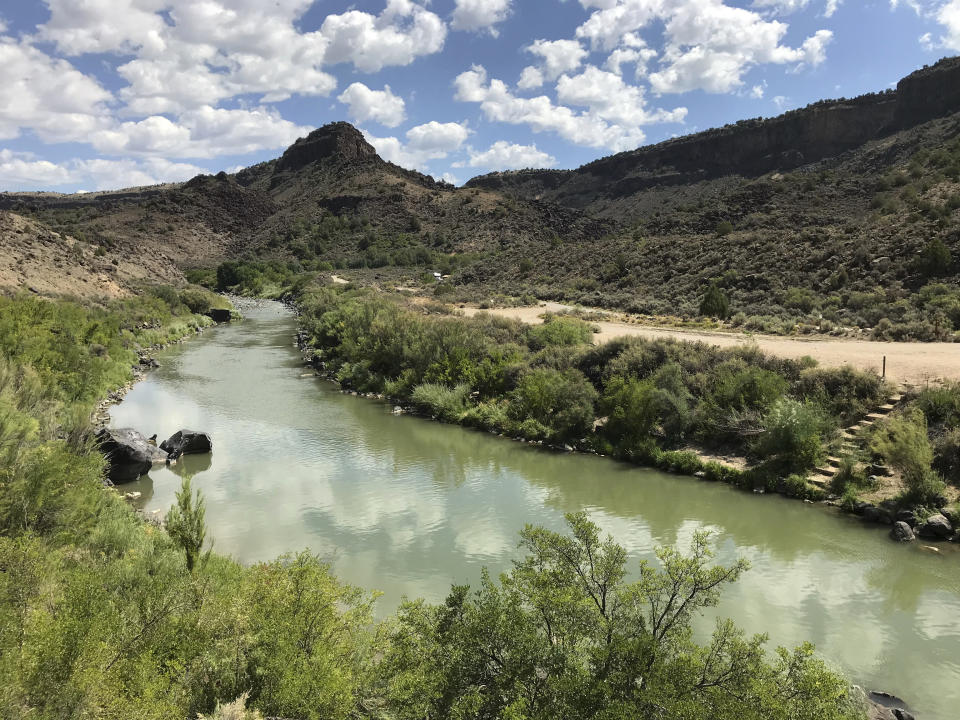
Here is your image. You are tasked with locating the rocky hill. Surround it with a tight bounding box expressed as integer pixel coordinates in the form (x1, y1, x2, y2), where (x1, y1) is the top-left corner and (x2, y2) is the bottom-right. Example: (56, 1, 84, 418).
(466, 57, 960, 215)
(2, 58, 960, 339)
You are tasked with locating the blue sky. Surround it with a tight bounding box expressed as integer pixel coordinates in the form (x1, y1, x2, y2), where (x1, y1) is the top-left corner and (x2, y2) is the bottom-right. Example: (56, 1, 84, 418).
(1, 0, 958, 192)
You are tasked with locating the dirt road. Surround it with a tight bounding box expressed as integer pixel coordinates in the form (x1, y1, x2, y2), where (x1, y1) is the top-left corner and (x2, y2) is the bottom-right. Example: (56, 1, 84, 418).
(462, 302, 960, 386)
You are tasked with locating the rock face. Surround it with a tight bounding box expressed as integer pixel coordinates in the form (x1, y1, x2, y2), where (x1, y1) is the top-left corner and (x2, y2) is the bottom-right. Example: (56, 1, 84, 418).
(467, 56, 960, 203)
(274, 122, 378, 174)
(890, 521, 915, 543)
(96, 428, 167, 483)
(160, 429, 212, 460)
(917, 513, 954, 540)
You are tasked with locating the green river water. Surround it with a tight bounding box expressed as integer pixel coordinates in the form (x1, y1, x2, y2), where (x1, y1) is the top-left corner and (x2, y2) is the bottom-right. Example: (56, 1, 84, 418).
(110, 301, 960, 718)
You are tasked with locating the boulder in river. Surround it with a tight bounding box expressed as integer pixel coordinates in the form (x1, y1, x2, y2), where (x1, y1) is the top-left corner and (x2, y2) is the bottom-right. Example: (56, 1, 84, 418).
(206, 308, 232, 323)
(917, 513, 953, 540)
(160, 429, 212, 459)
(96, 428, 167, 483)
(889, 521, 915, 543)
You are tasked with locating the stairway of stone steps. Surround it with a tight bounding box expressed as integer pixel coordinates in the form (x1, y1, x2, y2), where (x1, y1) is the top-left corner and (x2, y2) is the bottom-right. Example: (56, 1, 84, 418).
(809, 391, 904, 489)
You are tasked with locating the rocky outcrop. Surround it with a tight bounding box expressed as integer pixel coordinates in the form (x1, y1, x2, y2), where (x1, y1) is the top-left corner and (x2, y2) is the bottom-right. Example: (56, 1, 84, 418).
(274, 122, 379, 174)
(96, 427, 167, 483)
(160, 429, 212, 460)
(466, 56, 960, 204)
(917, 513, 953, 540)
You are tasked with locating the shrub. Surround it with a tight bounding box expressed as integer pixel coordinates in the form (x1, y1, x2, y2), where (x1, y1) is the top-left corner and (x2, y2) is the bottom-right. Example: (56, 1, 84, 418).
(409, 382, 471, 422)
(510, 368, 598, 443)
(715, 220, 734, 237)
(870, 409, 946, 503)
(751, 397, 824, 470)
(933, 427, 960, 485)
(526, 315, 594, 350)
(699, 282, 730, 319)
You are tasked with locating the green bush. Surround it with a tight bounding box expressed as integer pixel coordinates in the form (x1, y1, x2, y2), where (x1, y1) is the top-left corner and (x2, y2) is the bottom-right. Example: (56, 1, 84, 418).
(933, 427, 960, 485)
(526, 315, 594, 350)
(699, 282, 730, 319)
(509, 368, 597, 443)
(409, 382, 471, 421)
(751, 398, 824, 470)
(870, 409, 946, 504)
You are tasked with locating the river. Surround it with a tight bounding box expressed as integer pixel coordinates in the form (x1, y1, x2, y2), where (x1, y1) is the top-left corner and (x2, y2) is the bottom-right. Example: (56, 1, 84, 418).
(110, 301, 960, 718)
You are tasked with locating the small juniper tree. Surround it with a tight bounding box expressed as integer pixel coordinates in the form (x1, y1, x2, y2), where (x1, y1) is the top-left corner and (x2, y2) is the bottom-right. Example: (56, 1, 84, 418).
(699, 282, 730, 319)
(166, 475, 207, 572)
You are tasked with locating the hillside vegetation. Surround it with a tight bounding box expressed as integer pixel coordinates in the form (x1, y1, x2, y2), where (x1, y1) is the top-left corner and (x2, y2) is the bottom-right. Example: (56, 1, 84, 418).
(4, 59, 960, 339)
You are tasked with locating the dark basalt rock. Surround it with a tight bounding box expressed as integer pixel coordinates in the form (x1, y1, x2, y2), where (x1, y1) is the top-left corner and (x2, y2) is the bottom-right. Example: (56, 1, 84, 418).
(206, 308, 232, 323)
(890, 521, 915, 543)
(160, 429, 212, 460)
(96, 427, 167, 483)
(917, 513, 953, 540)
(275, 122, 378, 174)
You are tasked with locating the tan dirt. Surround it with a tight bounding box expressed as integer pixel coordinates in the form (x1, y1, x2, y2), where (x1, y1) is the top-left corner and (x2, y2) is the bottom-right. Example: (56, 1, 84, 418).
(461, 302, 960, 386)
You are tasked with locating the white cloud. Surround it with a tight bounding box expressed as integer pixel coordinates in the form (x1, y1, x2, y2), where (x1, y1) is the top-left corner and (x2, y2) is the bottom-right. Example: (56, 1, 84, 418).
(0, 149, 73, 187)
(0, 149, 206, 191)
(650, 3, 833, 93)
(338, 83, 407, 128)
(752, 0, 810, 13)
(517, 66, 545, 89)
(939, 0, 960, 50)
(321, 0, 447, 73)
(824, 0, 841, 16)
(451, 0, 512, 35)
(557, 65, 687, 126)
(362, 120, 470, 170)
(0, 37, 113, 142)
(526, 39, 589, 80)
(455, 64, 685, 151)
(465, 141, 556, 169)
(773, 94, 791, 110)
(39, 0, 443, 115)
(90, 107, 310, 158)
(574, 1, 834, 95)
(750, 84, 765, 98)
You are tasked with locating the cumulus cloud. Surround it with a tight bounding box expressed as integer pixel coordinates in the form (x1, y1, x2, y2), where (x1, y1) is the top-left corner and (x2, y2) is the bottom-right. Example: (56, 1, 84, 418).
(338, 83, 407, 127)
(940, 0, 960, 50)
(0, 37, 113, 142)
(464, 141, 556, 169)
(526, 39, 589, 80)
(573, 0, 834, 95)
(451, 0, 512, 35)
(321, 0, 447, 73)
(455, 64, 685, 151)
(362, 121, 470, 170)
(39, 0, 444, 114)
(90, 107, 310, 159)
(517, 66, 545, 89)
(0, 149, 73, 187)
(0, 149, 207, 191)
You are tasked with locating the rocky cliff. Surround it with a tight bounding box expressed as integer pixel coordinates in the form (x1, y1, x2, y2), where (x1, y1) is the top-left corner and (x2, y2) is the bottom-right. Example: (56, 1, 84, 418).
(466, 56, 960, 206)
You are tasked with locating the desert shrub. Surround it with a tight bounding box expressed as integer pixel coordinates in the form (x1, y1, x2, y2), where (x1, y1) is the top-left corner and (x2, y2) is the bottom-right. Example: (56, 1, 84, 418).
(526, 315, 594, 350)
(699, 282, 730, 319)
(933, 427, 960, 486)
(751, 398, 824, 470)
(915, 382, 960, 426)
(410, 383, 472, 421)
(870, 409, 946, 504)
(509, 368, 597, 443)
(829, 457, 871, 495)
(715, 219, 734, 237)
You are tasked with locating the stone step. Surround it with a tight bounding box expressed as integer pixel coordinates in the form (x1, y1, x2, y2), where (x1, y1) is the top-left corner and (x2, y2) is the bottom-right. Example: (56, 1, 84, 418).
(826, 456, 842, 467)
(877, 404, 896, 412)
(865, 412, 886, 420)
(888, 394, 903, 403)
(808, 477, 829, 488)
(814, 467, 836, 478)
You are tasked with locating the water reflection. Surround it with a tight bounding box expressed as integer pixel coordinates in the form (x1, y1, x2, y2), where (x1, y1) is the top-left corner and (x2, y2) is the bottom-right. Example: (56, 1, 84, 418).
(109, 301, 960, 719)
